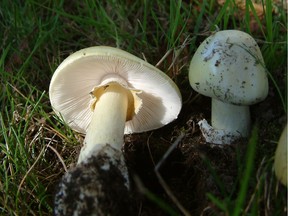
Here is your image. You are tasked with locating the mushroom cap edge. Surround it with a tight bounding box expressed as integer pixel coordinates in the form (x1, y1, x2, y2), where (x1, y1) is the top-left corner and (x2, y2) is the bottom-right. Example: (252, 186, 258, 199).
(49, 46, 182, 134)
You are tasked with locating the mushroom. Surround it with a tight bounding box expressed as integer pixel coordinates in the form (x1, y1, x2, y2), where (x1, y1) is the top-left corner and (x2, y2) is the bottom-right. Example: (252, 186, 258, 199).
(50, 46, 181, 163)
(274, 124, 287, 186)
(189, 30, 268, 144)
(50, 46, 182, 215)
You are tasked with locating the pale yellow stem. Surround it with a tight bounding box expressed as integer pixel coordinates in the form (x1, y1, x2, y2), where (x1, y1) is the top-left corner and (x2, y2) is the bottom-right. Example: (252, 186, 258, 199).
(77, 83, 128, 164)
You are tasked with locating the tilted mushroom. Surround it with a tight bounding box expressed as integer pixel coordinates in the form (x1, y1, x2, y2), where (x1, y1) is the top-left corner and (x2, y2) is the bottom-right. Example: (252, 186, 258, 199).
(50, 46, 182, 215)
(274, 124, 287, 186)
(189, 30, 268, 144)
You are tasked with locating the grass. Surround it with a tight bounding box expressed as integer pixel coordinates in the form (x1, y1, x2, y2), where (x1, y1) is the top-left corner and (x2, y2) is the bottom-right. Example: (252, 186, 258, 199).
(0, 0, 287, 215)
(206, 125, 259, 215)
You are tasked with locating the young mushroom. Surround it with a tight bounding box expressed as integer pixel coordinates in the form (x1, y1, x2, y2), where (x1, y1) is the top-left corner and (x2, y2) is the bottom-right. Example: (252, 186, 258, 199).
(50, 46, 182, 215)
(189, 30, 268, 144)
(274, 124, 287, 186)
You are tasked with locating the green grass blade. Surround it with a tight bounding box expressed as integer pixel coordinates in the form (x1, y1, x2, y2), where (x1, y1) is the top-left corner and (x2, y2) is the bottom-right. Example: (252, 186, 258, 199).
(232, 126, 259, 216)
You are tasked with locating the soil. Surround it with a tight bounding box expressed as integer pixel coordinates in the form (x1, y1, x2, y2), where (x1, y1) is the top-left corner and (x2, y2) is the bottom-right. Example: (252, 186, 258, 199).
(120, 75, 286, 215)
(123, 96, 243, 215)
(50, 69, 286, 216)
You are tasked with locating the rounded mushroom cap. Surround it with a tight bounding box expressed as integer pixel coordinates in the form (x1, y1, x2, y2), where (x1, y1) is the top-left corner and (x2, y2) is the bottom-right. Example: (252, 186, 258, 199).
(189, 30, 268, 105)
(49, 46, 182, 134)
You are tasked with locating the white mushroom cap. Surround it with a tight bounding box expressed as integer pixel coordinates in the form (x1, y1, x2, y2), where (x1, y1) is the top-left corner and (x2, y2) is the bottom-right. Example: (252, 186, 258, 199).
(49, 46, 182, 134)
(189, 30, 268, 105)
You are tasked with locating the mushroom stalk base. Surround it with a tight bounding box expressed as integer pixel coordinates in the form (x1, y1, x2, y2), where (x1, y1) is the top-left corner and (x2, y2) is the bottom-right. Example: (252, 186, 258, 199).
(198, 119, 241, 145)
(54, 144, 132, 216)
(78, 83, 128, 164)
(199, 99, 250, 144)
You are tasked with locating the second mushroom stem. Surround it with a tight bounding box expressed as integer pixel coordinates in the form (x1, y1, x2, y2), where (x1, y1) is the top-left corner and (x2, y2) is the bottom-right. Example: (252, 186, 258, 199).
(77, 83, 129, 164)
(211, 98, 250, 137)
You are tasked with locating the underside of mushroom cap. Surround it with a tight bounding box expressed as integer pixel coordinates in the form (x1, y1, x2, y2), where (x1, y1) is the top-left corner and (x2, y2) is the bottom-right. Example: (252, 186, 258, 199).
(49, 46, 182, 134)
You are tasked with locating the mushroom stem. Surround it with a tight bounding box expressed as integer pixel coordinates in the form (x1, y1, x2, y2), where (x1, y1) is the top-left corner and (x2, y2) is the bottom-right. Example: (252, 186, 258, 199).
(77, 83, 129, 164)
(212, 98, 250, 138)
